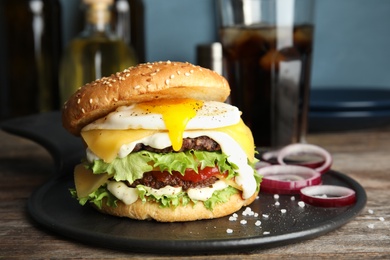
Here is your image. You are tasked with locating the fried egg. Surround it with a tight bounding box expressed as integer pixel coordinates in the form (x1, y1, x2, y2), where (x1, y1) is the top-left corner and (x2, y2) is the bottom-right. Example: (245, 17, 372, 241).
(83, 99, 241, 151)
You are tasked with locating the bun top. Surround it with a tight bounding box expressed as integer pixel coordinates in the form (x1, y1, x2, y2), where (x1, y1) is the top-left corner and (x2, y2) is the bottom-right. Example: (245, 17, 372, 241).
(62, 61, 230, 135)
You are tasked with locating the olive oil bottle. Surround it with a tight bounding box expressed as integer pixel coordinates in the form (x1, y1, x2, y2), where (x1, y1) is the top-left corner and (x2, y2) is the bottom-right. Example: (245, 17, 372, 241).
(59, 0, 138, 104)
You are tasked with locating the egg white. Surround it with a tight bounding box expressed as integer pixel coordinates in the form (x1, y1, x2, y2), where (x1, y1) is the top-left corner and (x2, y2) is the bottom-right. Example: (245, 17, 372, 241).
(82, 101, 241, 131)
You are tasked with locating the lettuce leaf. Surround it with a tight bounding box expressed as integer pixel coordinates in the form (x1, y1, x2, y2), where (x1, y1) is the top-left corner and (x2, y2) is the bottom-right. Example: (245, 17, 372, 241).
(70, 186, 117, 209)
(203, 186, 239, 210)
(88, 150, 238, 184)
(136, 185, 191, 208)
(72, 184, 239, 211)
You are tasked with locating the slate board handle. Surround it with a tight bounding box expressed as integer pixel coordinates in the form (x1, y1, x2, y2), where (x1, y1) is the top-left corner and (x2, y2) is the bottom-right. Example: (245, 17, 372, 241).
(0, 111, 84, 177)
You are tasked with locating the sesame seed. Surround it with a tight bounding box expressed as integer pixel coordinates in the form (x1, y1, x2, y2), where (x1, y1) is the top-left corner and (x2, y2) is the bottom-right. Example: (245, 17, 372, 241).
(170, 74, 175, 79)
(89, 99, 93, 104)
(134, 85, 140, 89)
(147, 65, 152, 68)
(167, 60, 171, 64)
(81, 108, 85, 113)
(165, 79, 170, 85)
(379, 217, 385, 221)
(177, 70, 181, 75)
(190, 69, 194, 73)
(185, 72, 190, 76)
(77, 98, 81, 104)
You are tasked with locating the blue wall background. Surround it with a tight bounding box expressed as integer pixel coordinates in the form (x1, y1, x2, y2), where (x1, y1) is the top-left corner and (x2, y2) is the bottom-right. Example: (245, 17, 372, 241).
(61, 0, 390, 90)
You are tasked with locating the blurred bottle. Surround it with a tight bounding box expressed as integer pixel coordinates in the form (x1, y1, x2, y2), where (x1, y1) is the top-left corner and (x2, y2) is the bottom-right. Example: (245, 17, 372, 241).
(111, 0, 145, 62)
(112, 0, 131, 45)
(59, 0, 138, 105)
(0, 0, 62, 119)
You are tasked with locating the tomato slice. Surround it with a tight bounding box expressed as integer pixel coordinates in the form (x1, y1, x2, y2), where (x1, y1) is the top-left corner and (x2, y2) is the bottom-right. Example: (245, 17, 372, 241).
(150, 166, 226, 183)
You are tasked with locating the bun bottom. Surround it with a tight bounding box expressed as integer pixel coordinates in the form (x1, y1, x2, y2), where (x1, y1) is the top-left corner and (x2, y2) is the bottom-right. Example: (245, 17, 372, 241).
(95, 192, 258, 222)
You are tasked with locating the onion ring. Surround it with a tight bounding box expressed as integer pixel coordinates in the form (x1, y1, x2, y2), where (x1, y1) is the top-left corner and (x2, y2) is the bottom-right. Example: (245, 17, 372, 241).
(254, 161, 271, 170)
(277, 143, 333, 174)
(257, 165, 322, 194)
(300, 185, 356, 207)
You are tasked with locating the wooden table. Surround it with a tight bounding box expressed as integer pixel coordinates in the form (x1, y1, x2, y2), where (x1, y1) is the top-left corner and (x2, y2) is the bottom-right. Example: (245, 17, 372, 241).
(1, 125, 390, 259)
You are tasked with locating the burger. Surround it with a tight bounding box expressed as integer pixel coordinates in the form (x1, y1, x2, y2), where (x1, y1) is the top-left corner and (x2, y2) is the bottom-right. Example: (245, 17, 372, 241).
(62, 61, 261, 222)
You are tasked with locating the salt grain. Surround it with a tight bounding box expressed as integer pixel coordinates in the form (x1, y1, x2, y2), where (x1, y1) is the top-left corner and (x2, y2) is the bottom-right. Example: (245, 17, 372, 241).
(298, 201, 305, 208)
(274, 194, 279, 200)
(255, 220, 262, 226)
(262, 214, 269, 219)
(226, 228, 233, 234)
(379, 217, 385, 222)
(368, 209, 374, 214)
(291, 196, 296, 201)
(263, 231, 270, 235)
(281, 209, 287, 214)
(240, 220, 247, 225)
(367, 224, 375, 229)
(275, 201, 280, 206)
(229, 216, 237, 221)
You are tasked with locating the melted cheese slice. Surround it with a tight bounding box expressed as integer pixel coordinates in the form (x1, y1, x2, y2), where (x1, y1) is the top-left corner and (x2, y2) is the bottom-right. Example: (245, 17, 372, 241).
(74, 164, 110, 198)
(82, 129, 157, 163)
(81, 119, 254, 163)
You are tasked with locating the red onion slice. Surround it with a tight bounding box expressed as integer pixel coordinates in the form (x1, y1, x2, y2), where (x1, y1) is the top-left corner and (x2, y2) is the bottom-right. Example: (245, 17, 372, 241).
(257, 165, 322, 194)
(300, 185, 356, 207)
(277, 143, 333, 174)
(254, 161, 271, 170)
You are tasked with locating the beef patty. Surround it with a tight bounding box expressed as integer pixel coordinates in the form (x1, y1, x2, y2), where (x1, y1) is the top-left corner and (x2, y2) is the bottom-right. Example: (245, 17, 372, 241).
(132, 136, 221, 153)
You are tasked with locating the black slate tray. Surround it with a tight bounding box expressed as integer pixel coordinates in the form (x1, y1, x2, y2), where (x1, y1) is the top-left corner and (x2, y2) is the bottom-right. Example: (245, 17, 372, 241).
(0, 112, 367, 254)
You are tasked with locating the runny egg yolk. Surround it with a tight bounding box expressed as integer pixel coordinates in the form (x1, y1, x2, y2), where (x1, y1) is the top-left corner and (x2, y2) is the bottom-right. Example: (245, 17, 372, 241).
(136, 98, 204, 151)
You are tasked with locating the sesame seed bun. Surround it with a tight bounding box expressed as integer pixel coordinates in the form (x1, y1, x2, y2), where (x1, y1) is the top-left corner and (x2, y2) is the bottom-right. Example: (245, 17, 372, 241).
(62, 61, 230, 135)
(96, 190, 258, 222)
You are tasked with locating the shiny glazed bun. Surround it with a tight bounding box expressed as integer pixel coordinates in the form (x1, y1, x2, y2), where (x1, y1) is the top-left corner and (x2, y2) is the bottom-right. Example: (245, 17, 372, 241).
(62, 61, 230, 135)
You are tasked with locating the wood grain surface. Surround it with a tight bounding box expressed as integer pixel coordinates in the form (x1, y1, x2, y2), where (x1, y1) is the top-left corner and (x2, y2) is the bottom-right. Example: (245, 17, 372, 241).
(1, 126, 389, 259)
